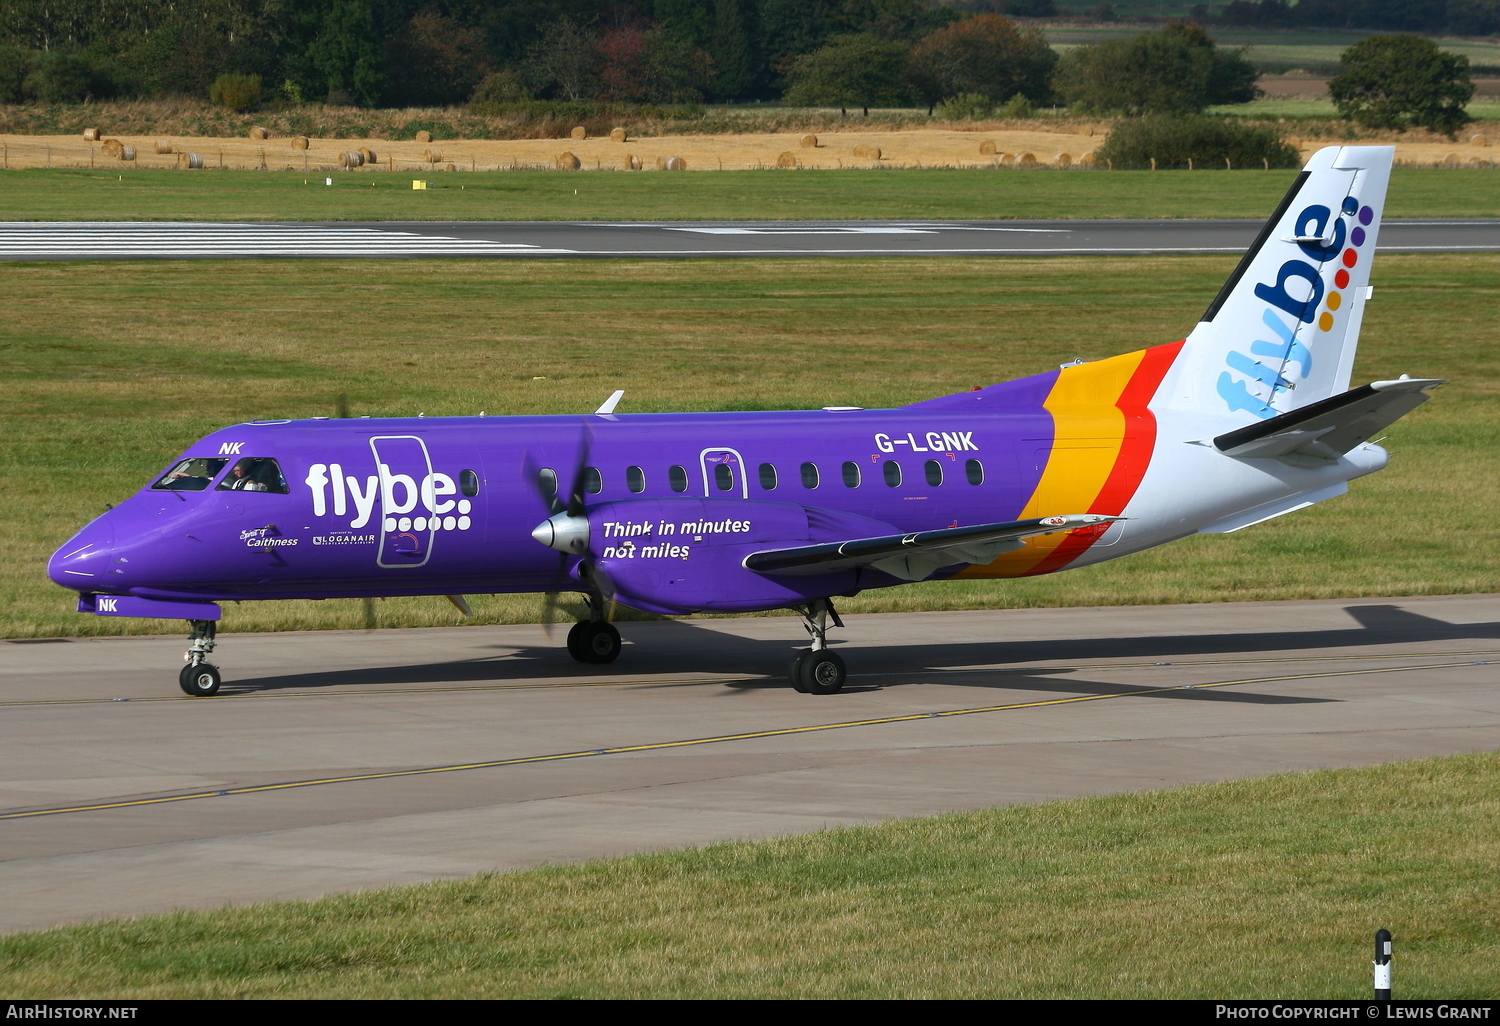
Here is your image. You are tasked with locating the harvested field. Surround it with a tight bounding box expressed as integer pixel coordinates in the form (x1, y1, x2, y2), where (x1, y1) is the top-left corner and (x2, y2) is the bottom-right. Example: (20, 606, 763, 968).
(5, 127, 1494, 173)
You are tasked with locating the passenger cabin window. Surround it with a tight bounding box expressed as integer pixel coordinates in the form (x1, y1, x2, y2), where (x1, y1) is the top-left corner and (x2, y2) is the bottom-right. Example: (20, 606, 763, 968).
(714, 464, 734, 491)
(883, 460, 901, 487)
(626, 466, 646, 493)
(924, 460, 943, 487)
(842, 461, 860, 488)
(537, 468, 557, 498)
(965, 459, 984, 485)
(758, 463, 777, 490)
(154, 457, 228, 491)
(215, 457, 288, 494)
(669, 465, 689, 493)
(460, 470, 481, 497)
(800, 462, 819, 489)
(584, 467, 603, 494)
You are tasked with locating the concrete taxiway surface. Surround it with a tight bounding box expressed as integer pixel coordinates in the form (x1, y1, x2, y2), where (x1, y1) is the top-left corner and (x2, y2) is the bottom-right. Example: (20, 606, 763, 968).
(2, 593, 1498, 934)
(1, 218, 1497, 260)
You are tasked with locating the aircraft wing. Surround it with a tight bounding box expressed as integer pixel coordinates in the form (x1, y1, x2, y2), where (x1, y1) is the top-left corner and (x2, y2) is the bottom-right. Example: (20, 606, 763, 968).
(1213, 376, 1444, 463)
(742, 514, 1120, 582)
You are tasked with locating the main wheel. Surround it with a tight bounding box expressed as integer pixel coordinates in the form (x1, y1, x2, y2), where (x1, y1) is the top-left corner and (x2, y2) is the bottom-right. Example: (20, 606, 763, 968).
(179, 662, 222, 697)
(802, 651, 846, 695)
(570, 621, 621, 664)
(788, 650, 811, 693)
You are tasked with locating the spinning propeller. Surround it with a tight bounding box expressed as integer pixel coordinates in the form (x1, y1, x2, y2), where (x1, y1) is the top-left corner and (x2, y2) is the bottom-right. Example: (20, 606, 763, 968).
(336, 393, 378, 631)
(523, 419, 600, 636)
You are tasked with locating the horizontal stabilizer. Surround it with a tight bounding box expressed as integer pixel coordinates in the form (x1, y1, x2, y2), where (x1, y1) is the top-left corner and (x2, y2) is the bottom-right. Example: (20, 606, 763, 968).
(743, 514, 1119, 582)
(1213, 376, 1443, 463)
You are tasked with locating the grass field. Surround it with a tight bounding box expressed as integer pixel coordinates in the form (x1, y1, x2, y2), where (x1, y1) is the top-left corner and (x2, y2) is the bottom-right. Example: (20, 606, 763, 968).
(1, 166, 1497, 222)
(3, 253, 1496, 639)
(1210, 98, 1500, 120)
(3, 751, 1497, 997)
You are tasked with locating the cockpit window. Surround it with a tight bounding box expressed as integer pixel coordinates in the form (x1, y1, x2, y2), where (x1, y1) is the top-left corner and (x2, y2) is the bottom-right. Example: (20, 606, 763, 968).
(214, 457, 289, 494)
(153, 457, 228, 491)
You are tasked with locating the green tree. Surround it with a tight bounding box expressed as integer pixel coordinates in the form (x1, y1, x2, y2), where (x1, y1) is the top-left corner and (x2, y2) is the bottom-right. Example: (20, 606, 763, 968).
(1056, 22, 1258, 115)
(209, 71, 263, 110)
(1329, 34, 1474, 139)
(782, 32, 908, 114)
(305, 0, 385, 106)
(382, 9, 491, 107)
(521, 17, 599, 101)
(905, 13, 1055, 115)
(707, 0, 756, 100)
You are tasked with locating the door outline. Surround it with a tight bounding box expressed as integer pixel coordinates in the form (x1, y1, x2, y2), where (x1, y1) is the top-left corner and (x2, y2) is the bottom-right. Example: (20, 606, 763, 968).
(370, 435, 435, 569)
(698, 447, 748, 499)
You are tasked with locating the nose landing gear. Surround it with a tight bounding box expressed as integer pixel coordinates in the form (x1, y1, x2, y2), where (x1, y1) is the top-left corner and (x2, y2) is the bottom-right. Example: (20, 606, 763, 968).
(790, 599, 846, 695)
(178, 619, 222, 696)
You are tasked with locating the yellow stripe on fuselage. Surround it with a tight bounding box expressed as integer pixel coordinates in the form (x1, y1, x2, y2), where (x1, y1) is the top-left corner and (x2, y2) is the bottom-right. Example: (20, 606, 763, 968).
(955, 349, 1147, 579)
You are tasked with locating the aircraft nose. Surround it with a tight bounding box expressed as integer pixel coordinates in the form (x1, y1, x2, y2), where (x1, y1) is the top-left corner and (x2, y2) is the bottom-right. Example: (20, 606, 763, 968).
(48, 514, 116, 590)
(531, 512, 589, 554)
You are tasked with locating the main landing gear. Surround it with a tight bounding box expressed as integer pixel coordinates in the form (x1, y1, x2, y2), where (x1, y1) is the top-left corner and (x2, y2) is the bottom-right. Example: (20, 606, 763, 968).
(566, 594, 621, 665)
(789, 598, 846, 695)
(178, 619, 222, 697)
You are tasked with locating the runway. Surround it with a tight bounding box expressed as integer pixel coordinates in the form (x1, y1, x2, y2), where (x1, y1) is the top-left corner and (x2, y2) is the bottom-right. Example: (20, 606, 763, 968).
(2, 594, 1498, 934)
(1, 218, 1497, 260)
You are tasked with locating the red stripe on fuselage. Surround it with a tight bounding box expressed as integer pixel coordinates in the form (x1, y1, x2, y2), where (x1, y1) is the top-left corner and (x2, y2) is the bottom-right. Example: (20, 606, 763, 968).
(1022, 339, 1184, 576)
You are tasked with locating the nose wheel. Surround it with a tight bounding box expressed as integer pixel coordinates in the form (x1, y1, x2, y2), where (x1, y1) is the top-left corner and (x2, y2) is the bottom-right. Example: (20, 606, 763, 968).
(178, 619, 222, 696)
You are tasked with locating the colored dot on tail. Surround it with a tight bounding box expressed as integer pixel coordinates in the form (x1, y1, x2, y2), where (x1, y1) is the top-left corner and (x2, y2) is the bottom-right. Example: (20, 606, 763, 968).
(1342, 196, 1359, 215)
(1342, 248, 1358, 268)
(1359, 206, 1374, 225)
(1319, 312, 1335, 331)
(1351, 226, 1366, 247)
(1327, 291, 1342, 311)
(1335, 269, 1350, 288)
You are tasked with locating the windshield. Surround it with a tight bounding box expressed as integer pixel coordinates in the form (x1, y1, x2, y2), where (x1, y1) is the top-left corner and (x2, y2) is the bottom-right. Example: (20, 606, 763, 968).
(153, 457, 229, 491)
(215, 457, 289, 494)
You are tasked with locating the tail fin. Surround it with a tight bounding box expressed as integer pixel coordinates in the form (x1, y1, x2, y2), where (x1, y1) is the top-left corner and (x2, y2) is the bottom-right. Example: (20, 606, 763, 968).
(1164, 145, 1394, 422)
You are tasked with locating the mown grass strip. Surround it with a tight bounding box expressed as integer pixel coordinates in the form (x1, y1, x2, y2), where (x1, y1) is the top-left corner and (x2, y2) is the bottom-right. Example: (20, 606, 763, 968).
(3, 751, 1498, 998)
(0, 166, 1495, 221)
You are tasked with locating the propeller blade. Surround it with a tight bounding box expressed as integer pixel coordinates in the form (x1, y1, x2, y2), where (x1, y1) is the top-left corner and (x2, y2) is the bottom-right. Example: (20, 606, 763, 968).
(336, 393, 350, 419)
(564, 418, 594, 518)
(361, 596, 376, 630)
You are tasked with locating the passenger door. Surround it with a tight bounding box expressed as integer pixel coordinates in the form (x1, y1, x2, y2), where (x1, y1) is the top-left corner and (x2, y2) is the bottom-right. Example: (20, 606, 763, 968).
(370, 435, 435, 569)
(699, 448, 748, 498)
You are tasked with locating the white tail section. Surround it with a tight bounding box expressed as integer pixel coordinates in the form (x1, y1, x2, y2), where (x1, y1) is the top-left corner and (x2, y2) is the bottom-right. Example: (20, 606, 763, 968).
(1164, 145, 1394, 422)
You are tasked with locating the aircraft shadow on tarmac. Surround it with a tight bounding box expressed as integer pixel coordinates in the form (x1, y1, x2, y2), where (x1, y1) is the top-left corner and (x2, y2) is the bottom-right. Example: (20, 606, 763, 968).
(221, 603, 1497, 701)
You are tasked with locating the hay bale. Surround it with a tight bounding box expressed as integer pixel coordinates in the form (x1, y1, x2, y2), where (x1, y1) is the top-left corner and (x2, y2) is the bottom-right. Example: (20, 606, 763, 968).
(978, 140, 997, 155)
(176, 152, 203, 169)
(443, 162, 457, 172)
(82, 128, 100, 141)
(1441, 152, 1461, 168)
(622, 154, 643, 170)
(852, 144, 881, 159)
(155, 140, 174, 154)
(570, 125, 587, 140)
(1077, 151, 1094, 167)
(415, 130, 433, 143)
(290, 136, 309, 150)
(358, 146, 377, 164)
(423, 148, 443, 163)
(249, 126, 269, 140)
(800, 134, 817, 148)
(118, 145, 136, 161)
(998, 153, 1014, 167)
(556, 151, 581, 171)
(655, 155, 686, 170)
(101, 138, 124, 157)
(1017, 151, 1037, 167)
(1472, 135, 1488, 147)
(341, 151, 364, 168)
(610, 127, 627, 143)
(776, 151, 799, 168)
(1054, 152, 1072, 169)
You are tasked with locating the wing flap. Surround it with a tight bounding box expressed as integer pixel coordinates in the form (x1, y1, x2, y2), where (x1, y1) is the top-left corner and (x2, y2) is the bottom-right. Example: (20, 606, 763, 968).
(743, 514, 1120, 581)
(1213, 376, 1442, 464)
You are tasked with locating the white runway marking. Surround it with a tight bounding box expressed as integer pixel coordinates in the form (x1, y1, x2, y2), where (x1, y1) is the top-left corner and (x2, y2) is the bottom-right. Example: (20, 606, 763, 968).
(0, 222, 574, 259)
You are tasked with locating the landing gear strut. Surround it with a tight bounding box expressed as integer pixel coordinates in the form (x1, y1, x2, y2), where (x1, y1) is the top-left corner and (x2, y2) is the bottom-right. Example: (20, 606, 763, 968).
(178, 619, 222, 697)
(566, 593, 620, 664)
(789, 598, 846, 695)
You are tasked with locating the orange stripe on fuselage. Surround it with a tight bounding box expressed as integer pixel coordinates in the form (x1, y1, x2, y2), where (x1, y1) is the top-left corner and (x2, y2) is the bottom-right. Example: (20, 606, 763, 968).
(954, 340, 1183, 580)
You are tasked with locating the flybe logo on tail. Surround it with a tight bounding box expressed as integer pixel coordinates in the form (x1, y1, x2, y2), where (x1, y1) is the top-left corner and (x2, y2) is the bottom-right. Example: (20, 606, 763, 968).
(1218, 195, 1375, 419)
